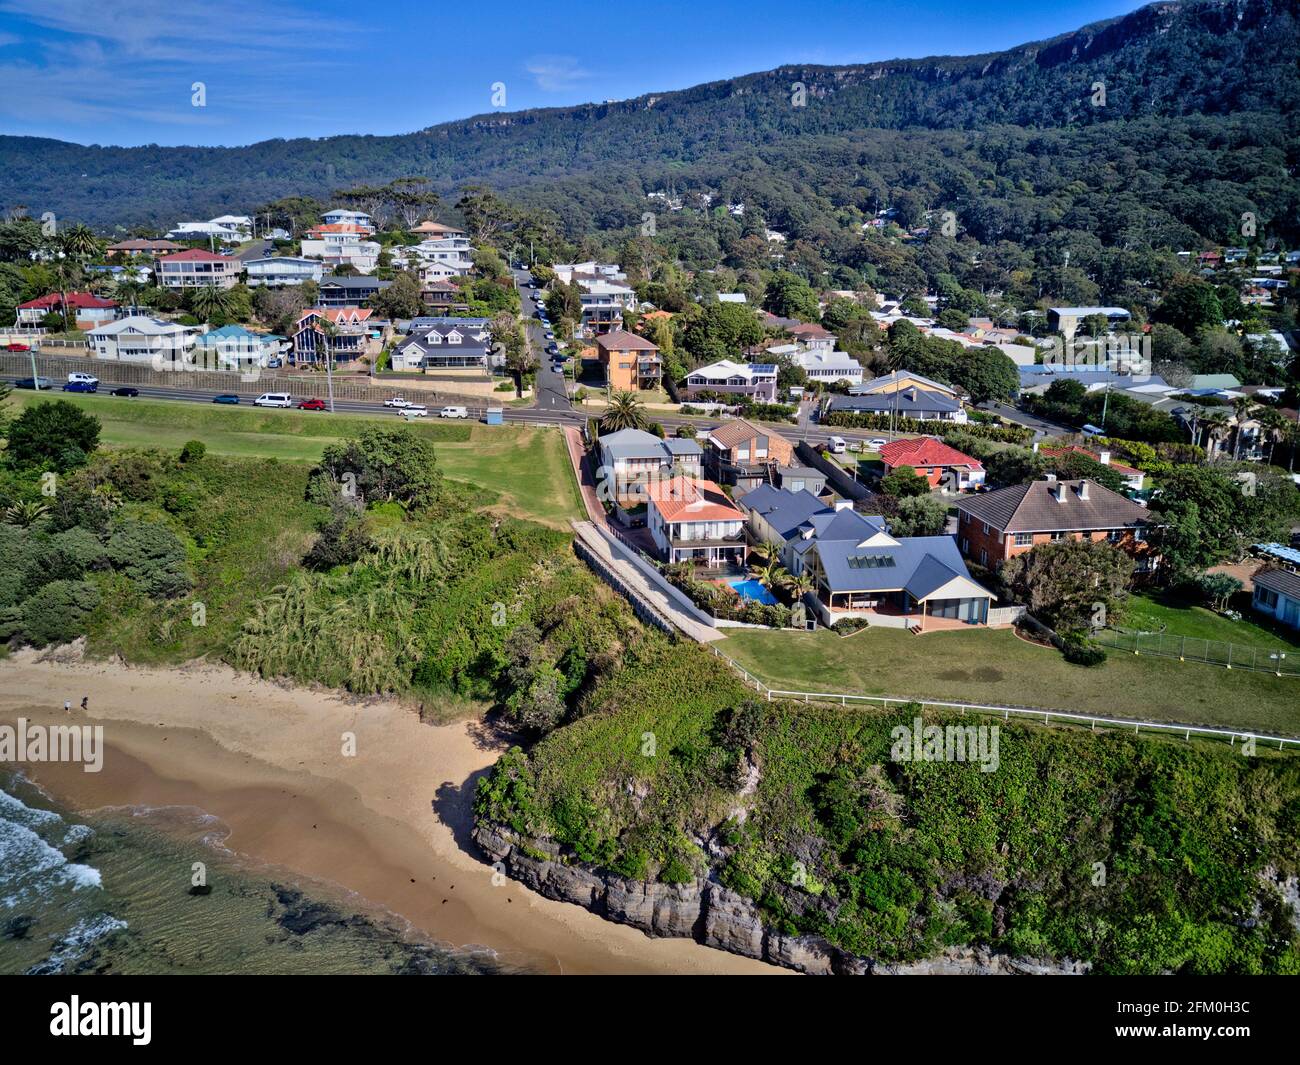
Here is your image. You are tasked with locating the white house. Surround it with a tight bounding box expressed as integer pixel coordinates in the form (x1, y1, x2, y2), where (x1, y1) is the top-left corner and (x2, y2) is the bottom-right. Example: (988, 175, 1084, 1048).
(88, 316, 197, 364)
(322, 209, 375, 231)
(167, 215, 252, 242)
(244, 256, 324, 287)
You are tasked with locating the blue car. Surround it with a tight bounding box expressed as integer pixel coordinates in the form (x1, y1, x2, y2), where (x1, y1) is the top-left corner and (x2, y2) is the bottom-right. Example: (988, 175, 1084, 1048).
(212, 393, 241, 404)
(62, 380, 98, 393)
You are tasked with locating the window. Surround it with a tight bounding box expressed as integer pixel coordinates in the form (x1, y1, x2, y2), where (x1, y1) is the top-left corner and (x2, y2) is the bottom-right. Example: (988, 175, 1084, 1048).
(1013, 532, 1033, 547)
(1107, 530, 1122, 543)
(982, 522, 991, 535)
(1050, 531, 1066, 542)
(979, 549, 987, 566)
(1257, 588, 1279, 608)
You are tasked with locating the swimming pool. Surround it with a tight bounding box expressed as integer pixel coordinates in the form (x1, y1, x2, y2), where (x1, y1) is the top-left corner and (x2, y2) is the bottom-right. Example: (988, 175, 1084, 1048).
(728, 578, 778, 605)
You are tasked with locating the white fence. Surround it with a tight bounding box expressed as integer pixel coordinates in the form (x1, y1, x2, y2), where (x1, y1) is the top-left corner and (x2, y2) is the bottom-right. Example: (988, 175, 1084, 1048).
(705, 644, 1299, 751)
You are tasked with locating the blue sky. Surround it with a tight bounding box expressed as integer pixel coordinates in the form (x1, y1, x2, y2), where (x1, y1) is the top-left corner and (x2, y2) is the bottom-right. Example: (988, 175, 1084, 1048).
(0, 0, 1149, 147)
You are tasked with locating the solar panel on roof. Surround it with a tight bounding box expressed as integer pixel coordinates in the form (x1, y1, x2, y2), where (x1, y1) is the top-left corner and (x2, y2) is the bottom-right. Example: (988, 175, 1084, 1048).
(846, 554, 896, 569)
(750, 364, 777, 373)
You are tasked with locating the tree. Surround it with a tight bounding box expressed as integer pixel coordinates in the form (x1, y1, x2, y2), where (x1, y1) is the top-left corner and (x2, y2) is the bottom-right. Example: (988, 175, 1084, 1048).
(880, 465, 930, 499)
(372, 271, 423, 320)
(1156, 278, 1222, 338)
(189, 283, 234, 323)
(1194, 572, 1242, 613)
(1000, 539, 1133, 634)
(889, 495, 949, 536)
(313, 426, 443, 510)
(762, 272, 819, 321)
(6, 400, 100, 470)
(106, 518, 191, 598)
(601, 391, 649, 432)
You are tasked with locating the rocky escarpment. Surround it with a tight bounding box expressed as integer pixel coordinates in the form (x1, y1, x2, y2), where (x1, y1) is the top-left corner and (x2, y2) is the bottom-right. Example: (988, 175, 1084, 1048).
(473, 822, 1089, 976)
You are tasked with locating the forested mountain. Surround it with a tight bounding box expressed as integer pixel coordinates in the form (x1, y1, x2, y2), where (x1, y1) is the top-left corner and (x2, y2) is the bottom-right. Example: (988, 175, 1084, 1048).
(2, 0, 1297, 241)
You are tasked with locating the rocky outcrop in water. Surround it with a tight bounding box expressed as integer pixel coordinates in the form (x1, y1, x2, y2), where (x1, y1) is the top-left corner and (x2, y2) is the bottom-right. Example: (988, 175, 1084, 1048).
(473, 822, 1088, 975)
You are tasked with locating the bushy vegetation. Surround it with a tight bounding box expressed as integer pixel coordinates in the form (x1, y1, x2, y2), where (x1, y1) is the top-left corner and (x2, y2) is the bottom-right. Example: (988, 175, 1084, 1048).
(476, 639, 1300, 972)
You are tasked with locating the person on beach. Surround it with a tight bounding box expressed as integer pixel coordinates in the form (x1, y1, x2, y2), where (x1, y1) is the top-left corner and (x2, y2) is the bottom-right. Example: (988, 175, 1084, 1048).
(64, 700, 71, 713)
(81, 696, 88, 711)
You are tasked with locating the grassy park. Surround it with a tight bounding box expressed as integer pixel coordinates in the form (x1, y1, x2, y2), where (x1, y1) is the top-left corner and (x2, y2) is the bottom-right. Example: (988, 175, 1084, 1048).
(721, 625, 1300, 737)
(8, 391, 584, 527)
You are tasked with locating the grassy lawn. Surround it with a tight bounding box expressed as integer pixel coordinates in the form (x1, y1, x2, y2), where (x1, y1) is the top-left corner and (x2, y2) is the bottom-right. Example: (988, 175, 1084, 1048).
(721, 626, 1300, 736)
(7, 391, 584, 527)
(1119, 591, 1300, 651)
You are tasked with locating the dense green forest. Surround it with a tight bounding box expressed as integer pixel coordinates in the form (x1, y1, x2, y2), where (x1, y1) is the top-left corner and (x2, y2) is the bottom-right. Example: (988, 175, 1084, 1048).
(4, 0, 1298, 257)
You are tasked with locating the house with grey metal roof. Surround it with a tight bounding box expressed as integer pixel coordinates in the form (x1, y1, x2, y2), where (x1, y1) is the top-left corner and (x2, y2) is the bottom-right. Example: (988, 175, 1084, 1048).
(1252, 568, 1300, 630)
(596, 429, 703, 504)
(828, 387, 966, 423)
(736, 485, 995, 630)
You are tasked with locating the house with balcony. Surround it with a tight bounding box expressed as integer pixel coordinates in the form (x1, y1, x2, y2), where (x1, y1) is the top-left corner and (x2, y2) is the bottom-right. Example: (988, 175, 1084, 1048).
(411, 220, 466, 239)
(702, 418, 795, 490)
(786, 322, 835, 352)
(291, 308, 374, 365)
(300, 225, 381, 273)
(193, 325, 285, 373)
(322, 209, 375, 232)
(157, 249, 241, 290)
(596, 330, 662, 392)
(737, 486, 996, 629)
(645, 476, 746, 567)
(879, 437, 985, 491)
(682, 360, 779, 403)
(786, 347, 864, 386)
(16, 292, 119, 330)
(167, 215, 252, 242)
(953, 476, 1158, 571)
(421, 279, 464, 313)
(1046, 306, 1132, 339)
(391, 317, 492, 370)
(317, 275, 391, 308)
(596, 429, 703, 505)
(88, 316, 197, 364)
(579, 279, 636, 332)
(244, 256, 323, 287)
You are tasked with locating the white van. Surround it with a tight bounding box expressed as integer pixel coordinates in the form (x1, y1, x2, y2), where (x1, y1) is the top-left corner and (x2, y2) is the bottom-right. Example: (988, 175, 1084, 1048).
(254, 392, 293, 408)
(828, 436, 848, 455)
(67, 372, 99, 386)
(438, 406, 469, 419)
(1081, 423, 1106, 437)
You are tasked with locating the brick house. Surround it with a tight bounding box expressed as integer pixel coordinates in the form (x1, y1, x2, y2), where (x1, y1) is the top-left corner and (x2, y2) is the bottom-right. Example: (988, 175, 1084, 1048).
(879, 437, 985, 491)
(596, 330, 662, 392)
(702, 418, 795, 490)
(953, 477, 1158, 571)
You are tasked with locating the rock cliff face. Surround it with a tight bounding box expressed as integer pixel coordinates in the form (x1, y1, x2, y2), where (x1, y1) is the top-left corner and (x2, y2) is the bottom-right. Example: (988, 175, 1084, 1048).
(473, 822, 1089, 976)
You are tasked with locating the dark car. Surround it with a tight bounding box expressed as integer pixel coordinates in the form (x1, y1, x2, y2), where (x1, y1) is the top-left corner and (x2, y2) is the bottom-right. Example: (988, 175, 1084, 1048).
(212, 393, 241, 404)
(13, 377, 52, 390)
(297, 398, 328, 411)
(62, 380, 98, 393)
(110, 387, 140, 397)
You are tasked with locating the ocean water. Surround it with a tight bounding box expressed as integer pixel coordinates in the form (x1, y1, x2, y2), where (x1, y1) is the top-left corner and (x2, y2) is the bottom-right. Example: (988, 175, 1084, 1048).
(0, 772, 509, 975)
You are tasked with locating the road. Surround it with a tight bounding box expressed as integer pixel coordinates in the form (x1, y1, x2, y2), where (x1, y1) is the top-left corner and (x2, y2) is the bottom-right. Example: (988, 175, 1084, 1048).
(975, 400, 1071, 437)
(512, 268, 571, 413)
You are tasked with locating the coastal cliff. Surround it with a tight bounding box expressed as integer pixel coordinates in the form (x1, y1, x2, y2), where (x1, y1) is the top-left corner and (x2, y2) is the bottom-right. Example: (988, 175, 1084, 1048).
(472, 822, 1088, 976)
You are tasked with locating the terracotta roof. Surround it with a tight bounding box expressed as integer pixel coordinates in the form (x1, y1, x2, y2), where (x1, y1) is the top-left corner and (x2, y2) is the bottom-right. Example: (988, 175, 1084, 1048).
(299, 307, 373, 325)
(160, 248, 235, 263)
(707, 417, 790, 451)
(306, 223, 371, 235)
(596, 329, 658, 352)
(954, 478, 1151, 534)
(880, 437, 983, 471)
(19, 291, 117, 310)
(1040, 444, 1142, 478)
(107, 238, 185, 251)
(788, 322, 833, 339)
(645, 476, 743, 523)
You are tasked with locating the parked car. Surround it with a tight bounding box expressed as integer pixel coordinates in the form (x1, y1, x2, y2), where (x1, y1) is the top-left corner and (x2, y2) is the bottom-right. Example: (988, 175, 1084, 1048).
(13, 377, 51, 390)
(298, 398, 328, 411)
(438, 406, 469, 419)
(6, 342, 31, 352)
(67, 372, 99, 386)
(866, 438, 888, 450)
(213, 394, 241, 404)
(828, 436, 848, 454)
(110, 387, 140, 397)
(62, 380, 98, 393)
(546, 343, 559, 355)
(544, 332, 555, 340)
(399, 405, 428, 418)
(383, 396, 412, 408)
(267, 357, 283, 369)
(253, 392, 293, 408)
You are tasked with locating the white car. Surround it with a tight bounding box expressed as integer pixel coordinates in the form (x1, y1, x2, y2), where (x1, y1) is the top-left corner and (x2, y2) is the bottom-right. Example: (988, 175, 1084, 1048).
(438, 406, 469, 419)
(67, 372, 99, 386)
(545, 332, 555, 340)
(399, 405, 428, 418)
(254, 392, 293, 408)
(384, 396, 412, 408)
(865, 438, 888, 450)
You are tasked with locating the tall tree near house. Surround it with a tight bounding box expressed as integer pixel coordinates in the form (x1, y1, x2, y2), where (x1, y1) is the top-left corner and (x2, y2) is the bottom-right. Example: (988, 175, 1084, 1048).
(388, 177, 440, 230)
(189, 283, 234, 324)
(316, 316, 338, 412)
(1000, 538, 1134, 635)
(600, 391, 649, 433)
(1231, 396, 1257, 460)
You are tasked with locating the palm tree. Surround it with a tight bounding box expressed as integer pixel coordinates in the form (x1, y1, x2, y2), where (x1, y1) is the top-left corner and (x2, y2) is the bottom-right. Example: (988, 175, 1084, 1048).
(3, 500, 50, 527)
(749, 557, 787, 589)
(780, 570, 815, 601)
(316, 316, 338, 412)
(114, 277, 145, 312)
(751, 541, 781, 567)
(61, 223, 101, 262)
(190, 283, 234, 323)
(601, 390, 649, 432)
(1230, 396, 1257, 460)
(1200, 408, 1231, 458)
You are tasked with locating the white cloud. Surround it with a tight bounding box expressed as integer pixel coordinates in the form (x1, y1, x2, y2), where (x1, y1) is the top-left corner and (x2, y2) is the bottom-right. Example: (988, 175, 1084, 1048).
(524, 54, 592, 92)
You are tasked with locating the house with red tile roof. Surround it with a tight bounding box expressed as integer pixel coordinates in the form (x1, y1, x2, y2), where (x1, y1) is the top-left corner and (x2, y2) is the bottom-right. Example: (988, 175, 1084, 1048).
(645, 475, 746, 566)
(879, 437, 985, 491)
(16, 291, 119, 329)
(157, 248, 241, 290)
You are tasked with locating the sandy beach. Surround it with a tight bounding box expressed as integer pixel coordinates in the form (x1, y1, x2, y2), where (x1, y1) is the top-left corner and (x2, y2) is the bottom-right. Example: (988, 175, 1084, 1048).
(0, 650, 780, 975)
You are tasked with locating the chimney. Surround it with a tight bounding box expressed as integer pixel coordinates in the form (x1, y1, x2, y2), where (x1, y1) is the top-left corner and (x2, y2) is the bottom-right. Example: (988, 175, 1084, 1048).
(1077, 480, 1090, 500)
(1098, 450, 1111, 466)
(1050, 481, 1064, 502)
(1044, 473, 1057, 483)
